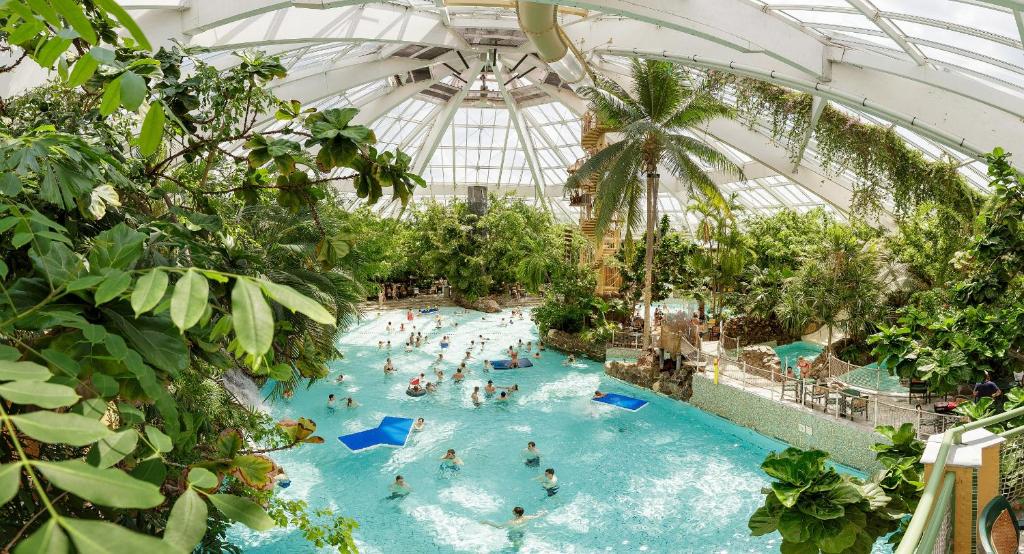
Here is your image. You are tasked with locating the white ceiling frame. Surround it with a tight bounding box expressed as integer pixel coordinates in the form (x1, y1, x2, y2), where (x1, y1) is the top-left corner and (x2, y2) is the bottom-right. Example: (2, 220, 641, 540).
(413, 61, 485, 174)
(521, 110, 572, 168)
(845, 0, 929, 66)
(352, 78, 443, 125)
(494, 64, 550, 211)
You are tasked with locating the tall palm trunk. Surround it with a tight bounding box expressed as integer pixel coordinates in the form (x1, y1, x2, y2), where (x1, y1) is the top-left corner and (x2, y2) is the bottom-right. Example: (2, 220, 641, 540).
(642, 171, 659, 348)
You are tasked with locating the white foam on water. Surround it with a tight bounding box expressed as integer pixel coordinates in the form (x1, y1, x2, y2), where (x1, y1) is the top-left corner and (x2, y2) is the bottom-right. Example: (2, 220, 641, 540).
(544, 493, 613, 534)
(508, 424, 532, 433)
(437, 483, 504, 513)
(383, 420, 460, 470)
(407, 504, 510, 553)
(519, 372, 601, 410)
(273, 460, 322, 503)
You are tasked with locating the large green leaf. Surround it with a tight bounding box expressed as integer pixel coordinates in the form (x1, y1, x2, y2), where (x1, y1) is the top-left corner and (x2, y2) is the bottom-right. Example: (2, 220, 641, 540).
(231, 278, 273, 356)
(170, 270, 209, 333)
(777, 509, 812, 543)
(747, 504, 780, 536)
(0, 360, 51, 381)
(0, 381, 79, 408)
(88, 224, 145, 270)
(94, 269, 132, 305)
(772, 482, 808, 508)
(105, 310, 188, 374)
(230, 454, 275, 488)
(796, 495, 845, 521)
(14, 519, 68, 554)
(208, 493, 275, 531)
(259, 280, 335, 325)
(34, 460, 164, 509)
(818, 521, 859, 554)
(86, 429, 139, 468)
(779, 539, 818, 554)
(10, 411, 112, 446)
(139, 103, 165, 156)
(61, 518, 177, 554)
(118, 71, 146, 111)
(51, 0, 98, 44)
(188, 467, 218, 489)
(93, 0, 152, 50)
(145, 425, 173, 453)
(131, 269, 169, 316)
(0, 463, 21, 506)
(164, 488, 207, 551)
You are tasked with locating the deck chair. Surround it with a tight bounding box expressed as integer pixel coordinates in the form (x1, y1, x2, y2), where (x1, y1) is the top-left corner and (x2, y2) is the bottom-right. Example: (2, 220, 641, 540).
(979, 495, 1021, 554)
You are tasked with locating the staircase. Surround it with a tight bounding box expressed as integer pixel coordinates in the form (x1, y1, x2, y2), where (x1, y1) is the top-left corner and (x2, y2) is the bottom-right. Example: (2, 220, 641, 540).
(566, 110, 622, 298)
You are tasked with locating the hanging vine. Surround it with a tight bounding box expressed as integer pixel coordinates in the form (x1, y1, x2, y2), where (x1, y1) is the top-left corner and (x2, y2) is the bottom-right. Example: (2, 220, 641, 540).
(701, 71, 981, 219)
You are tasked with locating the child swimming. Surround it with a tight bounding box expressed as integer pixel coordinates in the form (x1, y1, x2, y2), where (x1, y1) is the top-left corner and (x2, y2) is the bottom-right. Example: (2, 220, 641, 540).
(536, 468, 559, 496)
(523, 441, 540, 467)
(387, 475, 411, 499)
(439, 449, 463, 473)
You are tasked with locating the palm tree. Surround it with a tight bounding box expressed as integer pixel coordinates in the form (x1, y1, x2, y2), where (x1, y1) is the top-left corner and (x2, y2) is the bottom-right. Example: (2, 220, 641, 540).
(567, 59, 743, 347)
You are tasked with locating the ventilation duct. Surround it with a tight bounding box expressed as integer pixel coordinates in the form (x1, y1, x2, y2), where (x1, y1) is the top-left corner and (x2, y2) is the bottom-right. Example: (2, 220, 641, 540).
(516, 1, 588, 84)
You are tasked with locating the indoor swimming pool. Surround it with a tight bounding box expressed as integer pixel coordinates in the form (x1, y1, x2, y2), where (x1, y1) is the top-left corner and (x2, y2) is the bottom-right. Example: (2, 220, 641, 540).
(232, 308, 865, 553)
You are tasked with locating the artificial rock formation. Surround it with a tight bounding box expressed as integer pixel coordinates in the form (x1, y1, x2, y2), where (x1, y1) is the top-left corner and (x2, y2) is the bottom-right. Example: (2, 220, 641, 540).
(604, 349, 696, 401)
(544, 329, 606, 361)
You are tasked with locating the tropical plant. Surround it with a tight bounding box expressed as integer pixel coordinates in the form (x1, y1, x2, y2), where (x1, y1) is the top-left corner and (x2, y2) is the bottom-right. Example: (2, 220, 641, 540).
(567, 58, 743, 348)
(685, 194, 748, 322)
(748, 448, 895, 553)
(869, 149, 1024, 393)
(0, 7, 419, 550)
(751, 426, 925, 553)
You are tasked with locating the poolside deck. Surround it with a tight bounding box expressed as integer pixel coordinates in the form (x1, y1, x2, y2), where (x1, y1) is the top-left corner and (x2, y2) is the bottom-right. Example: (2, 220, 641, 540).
(697, 340, 960, 439)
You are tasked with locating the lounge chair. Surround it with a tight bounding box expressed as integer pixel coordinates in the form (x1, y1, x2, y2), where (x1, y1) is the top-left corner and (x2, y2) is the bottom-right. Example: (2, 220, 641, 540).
(978, 494, 1020, 553)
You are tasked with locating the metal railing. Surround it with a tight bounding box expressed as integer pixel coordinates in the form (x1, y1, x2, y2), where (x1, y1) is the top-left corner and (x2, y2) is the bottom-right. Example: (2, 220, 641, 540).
(704, 354, 960, 440)
(897, 405, 1024, 553)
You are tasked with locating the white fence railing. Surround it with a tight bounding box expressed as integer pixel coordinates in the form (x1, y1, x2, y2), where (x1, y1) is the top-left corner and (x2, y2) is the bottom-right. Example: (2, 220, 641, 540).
(703, 354, 960, 440)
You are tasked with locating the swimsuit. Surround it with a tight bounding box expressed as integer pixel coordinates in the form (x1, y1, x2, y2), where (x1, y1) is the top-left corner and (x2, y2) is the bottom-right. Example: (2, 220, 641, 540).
(524, 455, 540, 467)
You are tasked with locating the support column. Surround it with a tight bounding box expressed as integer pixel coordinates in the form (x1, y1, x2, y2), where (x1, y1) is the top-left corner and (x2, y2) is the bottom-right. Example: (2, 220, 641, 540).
(921, 428, 1004, 553)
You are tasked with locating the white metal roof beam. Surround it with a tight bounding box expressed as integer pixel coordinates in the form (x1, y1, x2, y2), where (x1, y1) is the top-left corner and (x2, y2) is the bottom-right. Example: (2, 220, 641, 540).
(413, 61, 485, 175)
(1016, 9, 1024, 48)
(352, 78, 442, 125)
(494, 64, 549, 211)
(521, 110, 572, 167)
(142, 4, 469, 52)
(792, 96, 826, 173)
(845, 0, 928, 66)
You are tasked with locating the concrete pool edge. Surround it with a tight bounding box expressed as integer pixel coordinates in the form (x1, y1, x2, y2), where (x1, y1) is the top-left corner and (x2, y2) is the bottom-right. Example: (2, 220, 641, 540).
(604, 372, 883, 473)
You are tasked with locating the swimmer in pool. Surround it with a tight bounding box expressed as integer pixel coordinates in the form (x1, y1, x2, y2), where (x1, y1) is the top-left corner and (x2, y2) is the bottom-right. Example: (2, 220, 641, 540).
(483, 359, 491, 372)
(335, 373, 345, 383)
(327, 394, 336, 409)
(435, 369, 444, 382)
(282, 389, 294, 400)
(532, 351, 540, 359)
(564, 354, 576, 365)
(386, 340, 391, 350)
(432, 353, 444, 366)
(484, 380, 496, 397)
(377, 340, 384, 349)
(471, 386, 482, 406)
(535, 468, 559, 496)
(413, 417, 426, 432)
(399, 323, 405, 332)
(526, 341, 532, 352)
(346, 397, 359, 408)
(496, 391, 509, 403)
(404, 341, 413, 352)
(453, 368, 465, 382)
(386, 322, 393, 333)
(426, 382, 437, 393)
(593, 390, 605, 398)
(464, 350, 472, 361)
(440, 449, 463, 470)
(387, 475, 411, 499)
(480, 507, 546, 543)
(523, 441, 540, 467)
(459, 361, 468, 371)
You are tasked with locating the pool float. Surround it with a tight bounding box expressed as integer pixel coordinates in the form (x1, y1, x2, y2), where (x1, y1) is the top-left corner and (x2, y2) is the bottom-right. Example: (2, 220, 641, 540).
(592, 393, 649, 411)
(338, 416, 414, 452)
(406, 387, 426, 397)
(491, 359, 534, 370)
(419, 308, 439, 314)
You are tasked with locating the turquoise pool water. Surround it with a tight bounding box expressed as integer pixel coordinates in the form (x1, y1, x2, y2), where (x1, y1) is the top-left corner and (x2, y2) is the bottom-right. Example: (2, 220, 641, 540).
(774, 340, 824, 375)
(841, 363, 908, 394)
(231, 308, 867, 553)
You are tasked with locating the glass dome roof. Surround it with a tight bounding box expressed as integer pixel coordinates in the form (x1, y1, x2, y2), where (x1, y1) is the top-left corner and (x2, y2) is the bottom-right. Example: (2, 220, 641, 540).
(86, 1, 1024, 223)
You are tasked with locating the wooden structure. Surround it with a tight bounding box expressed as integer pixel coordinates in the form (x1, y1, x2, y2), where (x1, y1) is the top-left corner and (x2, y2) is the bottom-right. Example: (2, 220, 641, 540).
(567, 111, 622, 297)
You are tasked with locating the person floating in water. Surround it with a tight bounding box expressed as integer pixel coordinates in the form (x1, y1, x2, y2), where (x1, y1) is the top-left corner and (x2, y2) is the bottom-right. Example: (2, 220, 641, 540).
(484, 380, 496, 397)
(483, 359, 491, 372)
(426, 382, 437, 393)
(435, 369, 444, 382)
(564, 354, 576, 365)
(523, 441, 540, 467)
(535, 468, 559, 496)
(496, 391, 509, 403)
(388, 475, 411, 499)
(440, 449, 463, 472)
(335, 373, 345, 384)
(346, 397, 359, 409)
(471, 386, 482, 406)
(386, 321, 393, 333)
(532, 351, 541, 359)
(327, 393, 336, 410)
(453, 368, 465, 382)
(593, 390, 605, 398)
(413, 417, 426, 432)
